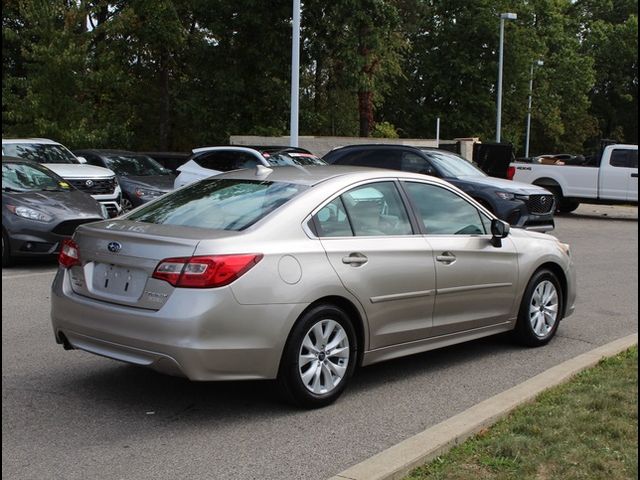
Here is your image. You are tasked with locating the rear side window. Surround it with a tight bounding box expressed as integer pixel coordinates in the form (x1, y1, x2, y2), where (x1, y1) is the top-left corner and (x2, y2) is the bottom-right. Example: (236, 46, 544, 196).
(610, 149, 638, 168)
(403, 181, 487, 235)
(333, 150, 403, 170)
(127, 179, 307, 231)
(312, 181, 413, 237)
(193, 151, 260, 171)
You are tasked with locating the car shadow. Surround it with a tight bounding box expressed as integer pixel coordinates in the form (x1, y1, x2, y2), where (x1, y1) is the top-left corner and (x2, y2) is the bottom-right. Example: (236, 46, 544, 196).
(53, 333, 520, 426)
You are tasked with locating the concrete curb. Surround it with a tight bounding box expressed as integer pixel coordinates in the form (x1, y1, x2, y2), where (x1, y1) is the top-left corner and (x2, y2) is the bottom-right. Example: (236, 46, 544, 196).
(328, 333, 638, 480)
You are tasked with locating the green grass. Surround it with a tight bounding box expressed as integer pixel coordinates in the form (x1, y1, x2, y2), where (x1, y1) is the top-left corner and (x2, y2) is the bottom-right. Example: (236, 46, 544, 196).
(406, 346, 638, 480)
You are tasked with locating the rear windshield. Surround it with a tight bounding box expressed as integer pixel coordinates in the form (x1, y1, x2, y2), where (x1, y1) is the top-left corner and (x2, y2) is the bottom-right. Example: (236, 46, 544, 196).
(126, 178, 308, 231)
(2, 143, 79, 164)
(265, 152, 326, 166)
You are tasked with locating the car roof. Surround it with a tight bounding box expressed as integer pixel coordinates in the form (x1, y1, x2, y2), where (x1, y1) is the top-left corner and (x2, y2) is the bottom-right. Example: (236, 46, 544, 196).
(192, 145, 313, 155)
(2, 138, 60, 145)
(212, 164, 456, 188)
(74, 149, 142, 156)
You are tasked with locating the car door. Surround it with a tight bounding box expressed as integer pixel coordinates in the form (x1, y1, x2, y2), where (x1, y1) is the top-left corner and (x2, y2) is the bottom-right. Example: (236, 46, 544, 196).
(600, 148, 637, 201)
(401, 180, 518, 336)
(313, 180, 437, 349)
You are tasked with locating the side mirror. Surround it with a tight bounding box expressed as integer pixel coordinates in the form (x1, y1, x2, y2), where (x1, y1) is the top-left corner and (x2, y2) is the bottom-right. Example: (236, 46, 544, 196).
(76, 156, 87, 164)
(490, 219, 510, 247)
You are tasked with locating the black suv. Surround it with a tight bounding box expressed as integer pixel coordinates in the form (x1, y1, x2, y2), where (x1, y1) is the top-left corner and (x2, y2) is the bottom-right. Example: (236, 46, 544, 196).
(324, 144, 555, 231)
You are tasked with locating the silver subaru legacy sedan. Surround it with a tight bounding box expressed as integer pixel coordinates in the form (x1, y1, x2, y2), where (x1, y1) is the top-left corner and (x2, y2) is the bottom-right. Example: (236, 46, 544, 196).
(51, 166, 576, 408)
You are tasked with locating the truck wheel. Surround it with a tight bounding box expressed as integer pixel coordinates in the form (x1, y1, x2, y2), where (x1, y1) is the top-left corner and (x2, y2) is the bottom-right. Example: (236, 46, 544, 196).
(558, 200, 579, 213)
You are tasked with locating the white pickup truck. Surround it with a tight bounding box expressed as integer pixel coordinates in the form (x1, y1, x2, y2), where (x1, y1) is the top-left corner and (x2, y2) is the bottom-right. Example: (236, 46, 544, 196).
(510, 144, 638, 212)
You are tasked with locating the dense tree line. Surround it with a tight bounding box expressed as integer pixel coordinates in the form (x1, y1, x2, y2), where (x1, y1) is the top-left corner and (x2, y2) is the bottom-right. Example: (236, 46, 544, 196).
(2, 0, 637, 155)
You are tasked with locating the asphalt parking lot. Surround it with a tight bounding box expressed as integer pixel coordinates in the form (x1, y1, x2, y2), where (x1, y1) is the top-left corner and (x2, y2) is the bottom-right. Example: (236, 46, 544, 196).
(2, 204, 638, 480)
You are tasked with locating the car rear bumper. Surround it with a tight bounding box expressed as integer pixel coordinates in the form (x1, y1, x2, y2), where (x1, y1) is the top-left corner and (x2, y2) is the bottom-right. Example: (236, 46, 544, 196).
(51, 268, 307, 380)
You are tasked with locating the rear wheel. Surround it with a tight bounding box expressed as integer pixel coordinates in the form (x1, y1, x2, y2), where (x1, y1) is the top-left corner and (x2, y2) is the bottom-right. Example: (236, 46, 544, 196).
(546, 186, 579, 214)
(513, 269, 563, 347)
(278, 304, 357, 408)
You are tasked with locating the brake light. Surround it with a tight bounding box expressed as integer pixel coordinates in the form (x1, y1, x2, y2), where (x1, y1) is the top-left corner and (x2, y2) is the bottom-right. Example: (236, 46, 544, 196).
(507, 166, 516, 180)
(152, 254, 263, 288)
(59, 239, 81, 268)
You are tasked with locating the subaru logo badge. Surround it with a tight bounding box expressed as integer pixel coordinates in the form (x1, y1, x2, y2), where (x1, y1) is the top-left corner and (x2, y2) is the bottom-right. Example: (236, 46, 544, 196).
(107, 241, 122, 253)
(85, 179, 94, 187)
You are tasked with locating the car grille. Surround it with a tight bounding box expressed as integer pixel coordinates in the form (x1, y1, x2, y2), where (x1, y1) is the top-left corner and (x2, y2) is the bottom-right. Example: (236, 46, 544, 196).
(68, 177, 117, 195)
(52, 219, 103, 236)
(526, 194, 555, 215)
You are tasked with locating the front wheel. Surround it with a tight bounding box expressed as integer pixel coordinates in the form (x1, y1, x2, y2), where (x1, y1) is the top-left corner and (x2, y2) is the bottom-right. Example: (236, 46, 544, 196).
(2, 229, 13, 268)
(278, 305, 357, 408)
(513, 269, 563, 347)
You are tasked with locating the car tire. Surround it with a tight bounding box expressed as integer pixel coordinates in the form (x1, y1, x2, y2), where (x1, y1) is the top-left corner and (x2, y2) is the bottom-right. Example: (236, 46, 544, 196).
(557, 199, 580, 214)
(278, 304, 357, 408)
(2, 229, 13, 268)
(121, 196, 134, 212)
(513, 269, 563, 347)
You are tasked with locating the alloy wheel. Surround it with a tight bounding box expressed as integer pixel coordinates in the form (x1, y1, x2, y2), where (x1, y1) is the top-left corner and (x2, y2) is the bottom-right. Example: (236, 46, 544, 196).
(529, 280, 559, 338)
(298, 319, 350, 395)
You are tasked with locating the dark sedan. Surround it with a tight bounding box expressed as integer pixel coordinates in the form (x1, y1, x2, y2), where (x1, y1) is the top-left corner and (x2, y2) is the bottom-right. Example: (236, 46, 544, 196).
(74, 150, 175, 211)
(324, 145, 556, 231)
(2, 156, 105, 266)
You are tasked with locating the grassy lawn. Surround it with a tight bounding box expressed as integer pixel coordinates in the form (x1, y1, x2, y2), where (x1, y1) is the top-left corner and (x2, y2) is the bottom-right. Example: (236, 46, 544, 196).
(406, 346, 638, 480)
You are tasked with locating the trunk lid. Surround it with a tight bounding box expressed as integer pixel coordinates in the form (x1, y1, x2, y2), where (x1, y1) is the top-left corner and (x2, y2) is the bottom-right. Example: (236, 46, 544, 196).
(68, 220, 235, 310)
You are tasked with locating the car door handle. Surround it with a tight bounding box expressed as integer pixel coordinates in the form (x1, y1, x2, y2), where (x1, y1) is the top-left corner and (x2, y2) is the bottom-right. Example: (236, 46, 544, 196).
(436, 252, 456, 264)
(631, 173, 638, 178)
(342, 253, 368, 266)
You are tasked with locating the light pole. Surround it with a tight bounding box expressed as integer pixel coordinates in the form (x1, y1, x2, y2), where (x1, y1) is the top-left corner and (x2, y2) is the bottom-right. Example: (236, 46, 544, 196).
(524, 59, 544, 158)
(289, 0, 301, 147)
(496, 12, 517, 143)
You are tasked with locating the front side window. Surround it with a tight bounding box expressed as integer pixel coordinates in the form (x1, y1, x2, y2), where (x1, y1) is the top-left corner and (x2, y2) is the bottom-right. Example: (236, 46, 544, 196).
(403, 181, 487, 235)
(2, 143, 78, 164)
(127, 179, 307, 231)
(421, 150, 486, 177)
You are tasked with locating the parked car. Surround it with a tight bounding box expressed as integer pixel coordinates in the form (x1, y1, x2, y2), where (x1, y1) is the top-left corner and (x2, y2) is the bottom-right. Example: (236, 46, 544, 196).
(2, 138, 122, 217)
(137, 151, 190, 175)
(74, 149, 175, 211)
(324, 145, 556, 231)
(2, 156, 106, 267)
(174, 145, 326, 188)
(51, 165, 575, 407)
(510, 143, 638, 213)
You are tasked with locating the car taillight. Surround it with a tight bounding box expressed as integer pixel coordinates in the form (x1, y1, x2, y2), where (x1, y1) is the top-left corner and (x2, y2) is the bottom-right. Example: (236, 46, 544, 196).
(59, 238, 81, 268)
(507, 166, 516, 180)
(152, 254, 263, 288)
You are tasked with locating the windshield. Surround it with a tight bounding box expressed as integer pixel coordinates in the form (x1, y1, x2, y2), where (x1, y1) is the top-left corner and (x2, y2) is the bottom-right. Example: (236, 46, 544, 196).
(2, 162, 72, 192)
(2, 143, 79, 165)
(104, 154, 169, 176)
(127, 178, 308, 231)
(265, 152, 326, 167)
(421, 150, 487, 177)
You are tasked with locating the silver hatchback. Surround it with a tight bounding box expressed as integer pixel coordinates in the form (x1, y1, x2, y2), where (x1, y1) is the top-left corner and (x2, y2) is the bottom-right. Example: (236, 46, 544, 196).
(51, 166, 576, 407)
